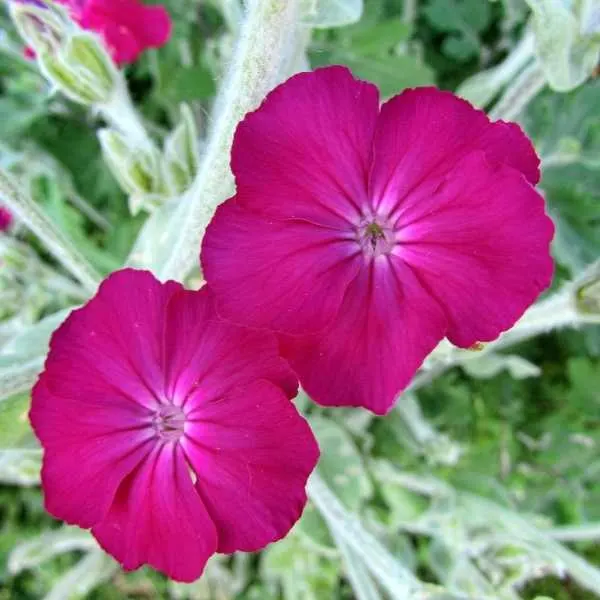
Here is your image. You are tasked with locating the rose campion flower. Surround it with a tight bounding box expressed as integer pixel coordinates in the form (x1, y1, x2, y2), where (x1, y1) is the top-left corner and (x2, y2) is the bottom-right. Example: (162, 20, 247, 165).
(77, 0, 171, 64)
(201, 66, 554, 415)
(23, 0, 171, 65)
(30, 269, 319, 582)
(0, 206, 13, 232)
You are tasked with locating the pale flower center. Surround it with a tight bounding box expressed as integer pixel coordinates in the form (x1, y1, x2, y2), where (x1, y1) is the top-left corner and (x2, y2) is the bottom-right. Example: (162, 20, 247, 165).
(357, 219, 395, 258)
(152, 404, 186, 442)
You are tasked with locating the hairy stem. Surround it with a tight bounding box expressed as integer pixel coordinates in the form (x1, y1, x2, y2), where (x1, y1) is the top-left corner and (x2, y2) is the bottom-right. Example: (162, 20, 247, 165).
(98, 82, 154, 149)
(489, 60, 546, 121)
(157, 0, 302, 281)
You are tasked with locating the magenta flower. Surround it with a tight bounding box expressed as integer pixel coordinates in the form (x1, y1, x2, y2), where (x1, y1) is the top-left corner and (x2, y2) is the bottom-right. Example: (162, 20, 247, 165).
(0, 206, 13, 232)
(77, 0, 171, 65)
(30, 269, 319, 582)
(23, 0, 172, 65)
(201, 67, 554, 415)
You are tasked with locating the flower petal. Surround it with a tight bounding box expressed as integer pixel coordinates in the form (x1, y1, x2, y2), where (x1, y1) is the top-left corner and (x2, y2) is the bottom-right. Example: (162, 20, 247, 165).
(163, 286, 297, 404)
(41, 269, 180, 408)
(81, 0, 172, 64)
(231, 66, 379, 226)
(31, 379, 154, 528)
(93, 445, 218, 583)
(30, 269, 184, 527)
(202, 199, 361, 334)
(182, 380, 319, 552)
(396, 152, 554, 347)
(281, 258, 447, 415)
(132, 4, 171, 46)
(369, 87, 540, 217)
(95, 22, 142, 64)
(0, 206, 13, 231)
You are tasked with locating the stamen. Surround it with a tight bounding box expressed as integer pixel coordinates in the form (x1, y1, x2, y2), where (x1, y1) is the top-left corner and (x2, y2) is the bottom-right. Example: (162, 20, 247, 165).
(152, 404, 186, 442)
(358, 219, 395, 258)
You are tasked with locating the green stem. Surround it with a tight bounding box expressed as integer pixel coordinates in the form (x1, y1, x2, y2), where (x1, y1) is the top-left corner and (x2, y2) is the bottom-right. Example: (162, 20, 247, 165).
(489, 60, 546, 121)
(549, 523, 600, 542)
(412, 279, 599, 393)
(402, 0, 418, 25)
(98, 83, 153, 150)
(0, 169, 101, 293)
(157, 0, 302, 281)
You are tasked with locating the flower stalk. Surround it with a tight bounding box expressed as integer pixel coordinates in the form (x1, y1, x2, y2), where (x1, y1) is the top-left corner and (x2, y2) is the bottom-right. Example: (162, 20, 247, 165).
(98, 84, 154, 151)
(489, 60, 547, 121)
(157, 0, 303, 281)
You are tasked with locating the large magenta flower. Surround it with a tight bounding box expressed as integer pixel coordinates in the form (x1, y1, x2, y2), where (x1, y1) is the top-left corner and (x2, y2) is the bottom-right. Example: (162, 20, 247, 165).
(202, 67, 554, 415)
(0, 206, 13, 232)
(30, 269, 319, 582)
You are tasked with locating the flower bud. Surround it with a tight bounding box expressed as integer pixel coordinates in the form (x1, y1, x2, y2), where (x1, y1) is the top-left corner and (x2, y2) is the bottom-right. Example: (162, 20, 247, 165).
(526, 0, 600, 91)
(163, 104, 199, 194)
(0, 207, 13, 232)
(10, 2, 67, 54)
(575, 260, 600, 318)
(10, 3, 117, 105)
(98, 129, 166, 214)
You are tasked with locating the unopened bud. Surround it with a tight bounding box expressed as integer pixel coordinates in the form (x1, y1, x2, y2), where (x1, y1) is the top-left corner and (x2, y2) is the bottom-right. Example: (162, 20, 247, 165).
(163, 104, 199, 194)
(0, 206, 13, 232)
(39, 33, 116, 104)
(98, 129, 166, 213)
(575, 260, 600, 317)
(10, 2, 68, 54)
(10, 4, 117, 105)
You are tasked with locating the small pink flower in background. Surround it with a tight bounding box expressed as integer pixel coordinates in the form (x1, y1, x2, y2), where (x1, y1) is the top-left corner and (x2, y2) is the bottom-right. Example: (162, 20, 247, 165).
(0, 206, 13, 232)
(30, 269, 318, 582)
(201, 66, 554, 416)
(77, 0, 171, 65)
(23, 0, 171, 65)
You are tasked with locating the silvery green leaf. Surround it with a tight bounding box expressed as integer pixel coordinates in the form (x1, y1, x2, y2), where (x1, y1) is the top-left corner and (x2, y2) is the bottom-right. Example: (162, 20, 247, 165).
(1, 308, 71, 361)
(370, 461, 430, 528)
(332, 533, 382, 600)
(214, 0, 243, 31)
(395, 395, 463, 466)
(296, 502, 335, 550)
(261, 529, 339, 600)
(308, 415, 372, 511)
(0, 169, 100, 292)
(0, 357, 43, 402)
(307, 473, 421, 598)
(169, 555, 244, 599)
(0, 394, 31, 443)
(461, 353, 541, 379)
(9, 527, 97, 574)
(457, 31, 535, 107)
(0, 448, 41, 485)
(301, 0, 363, 28)
(43, 551, 118, 600)
(526, 0, 600, 91)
